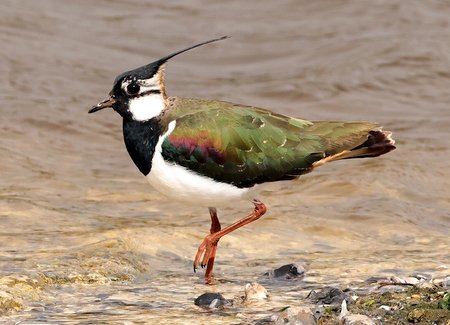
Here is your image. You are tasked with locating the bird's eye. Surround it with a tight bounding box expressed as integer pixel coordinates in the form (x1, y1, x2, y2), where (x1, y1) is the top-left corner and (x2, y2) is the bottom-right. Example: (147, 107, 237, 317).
(126, 83, 140, 95)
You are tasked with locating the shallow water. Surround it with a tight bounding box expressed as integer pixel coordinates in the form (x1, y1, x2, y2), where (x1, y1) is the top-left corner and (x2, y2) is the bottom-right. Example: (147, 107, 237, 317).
(1, 0, 449, 323)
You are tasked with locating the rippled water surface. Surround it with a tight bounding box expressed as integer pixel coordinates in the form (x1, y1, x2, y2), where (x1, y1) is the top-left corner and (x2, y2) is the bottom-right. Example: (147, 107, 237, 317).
(1, 0, 449, 323)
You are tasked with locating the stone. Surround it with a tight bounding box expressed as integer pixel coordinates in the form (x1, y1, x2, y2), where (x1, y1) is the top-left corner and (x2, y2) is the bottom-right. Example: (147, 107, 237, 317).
(265, 263, 305, 279)
(406, 308, 425, 322)
(273, 306, 315, 325)
(390, 275, 419, 285)
(194, 292, 230, 308)
(339, 300, 375, 325)
(244, 282, 268, 301)
(307, 286, 348, 307)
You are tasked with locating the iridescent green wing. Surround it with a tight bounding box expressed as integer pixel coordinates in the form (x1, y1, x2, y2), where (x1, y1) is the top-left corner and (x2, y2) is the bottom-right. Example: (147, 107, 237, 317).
(161, 97, 377, 188)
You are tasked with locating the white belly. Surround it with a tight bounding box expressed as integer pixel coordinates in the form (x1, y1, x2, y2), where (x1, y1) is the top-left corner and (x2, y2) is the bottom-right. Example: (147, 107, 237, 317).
(146, 121, 250, 207)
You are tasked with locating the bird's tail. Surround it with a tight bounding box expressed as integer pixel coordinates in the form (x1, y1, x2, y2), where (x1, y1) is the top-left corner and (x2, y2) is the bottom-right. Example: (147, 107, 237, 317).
(344, 129, 396, 158)
(312, 128, 396, 168)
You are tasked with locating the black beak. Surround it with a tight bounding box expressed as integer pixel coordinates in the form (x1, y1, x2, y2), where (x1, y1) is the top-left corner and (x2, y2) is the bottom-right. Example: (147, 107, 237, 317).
(89, 96, 116, 113)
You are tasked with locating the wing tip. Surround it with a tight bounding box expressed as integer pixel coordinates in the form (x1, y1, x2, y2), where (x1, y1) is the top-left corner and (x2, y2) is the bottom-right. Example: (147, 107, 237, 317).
(312, 129, 396, 167)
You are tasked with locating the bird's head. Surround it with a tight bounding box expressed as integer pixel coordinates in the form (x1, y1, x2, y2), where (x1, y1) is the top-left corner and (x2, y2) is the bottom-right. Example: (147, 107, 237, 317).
(89, 36, 229, 121)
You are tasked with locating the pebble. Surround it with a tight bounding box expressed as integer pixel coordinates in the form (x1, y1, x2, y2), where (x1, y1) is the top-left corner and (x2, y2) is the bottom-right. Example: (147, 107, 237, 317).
(390, 275, 419, 285)
(364, 276, 386, 284)
(379, 305, 391, 311)
(377, 285, 407, 293)
(430, 275, 450, 287)
(371, 274, 439, 292)
(273, 306, 315, 325)
(406, 308, 425, 322)
(312, 306, 325, 320)
(265, 263, 305, 279)
(307, 286, 349, 307)
(411, 273, 431, 281)
(244, 282, 268, 301)
(340, 300, 375, 325)
(415, 281, 434, 289)
(194, 292, 230, 309)
(366, 274, 442, 291)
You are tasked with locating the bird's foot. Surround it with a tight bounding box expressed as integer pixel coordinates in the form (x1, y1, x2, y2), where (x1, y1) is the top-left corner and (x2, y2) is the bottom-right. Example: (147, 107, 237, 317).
(193, 233, 219, 272)
(193, 200, 267, 284)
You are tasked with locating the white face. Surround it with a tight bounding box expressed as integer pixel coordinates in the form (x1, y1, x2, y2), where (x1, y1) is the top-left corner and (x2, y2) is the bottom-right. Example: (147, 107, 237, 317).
(121, 73, 165, 122)
(128, 92, 165, 121)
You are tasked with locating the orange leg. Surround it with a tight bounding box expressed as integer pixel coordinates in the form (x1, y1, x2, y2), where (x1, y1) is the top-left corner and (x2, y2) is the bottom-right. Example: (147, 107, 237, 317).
(204, 207, 221, 283)
(193, 199, 267, 283)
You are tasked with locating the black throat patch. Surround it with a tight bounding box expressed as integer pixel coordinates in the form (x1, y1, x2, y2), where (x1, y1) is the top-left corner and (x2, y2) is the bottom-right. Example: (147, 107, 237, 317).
(122, 118, 162, 176)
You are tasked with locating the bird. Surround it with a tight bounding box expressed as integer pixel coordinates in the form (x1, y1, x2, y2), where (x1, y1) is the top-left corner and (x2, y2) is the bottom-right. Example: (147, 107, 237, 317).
(89, 36, 396, 284)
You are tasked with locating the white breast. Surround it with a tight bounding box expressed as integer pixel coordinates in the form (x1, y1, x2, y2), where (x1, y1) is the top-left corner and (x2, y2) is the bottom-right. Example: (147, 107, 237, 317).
(146, 121, 250, 207)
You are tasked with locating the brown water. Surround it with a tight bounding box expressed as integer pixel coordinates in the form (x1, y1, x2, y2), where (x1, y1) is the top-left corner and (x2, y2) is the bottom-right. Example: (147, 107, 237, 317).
(1, 0, 449, 323)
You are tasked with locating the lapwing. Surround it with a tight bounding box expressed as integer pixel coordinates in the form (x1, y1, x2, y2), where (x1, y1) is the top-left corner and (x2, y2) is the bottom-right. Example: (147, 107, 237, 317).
(89, 37, 396, 283)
